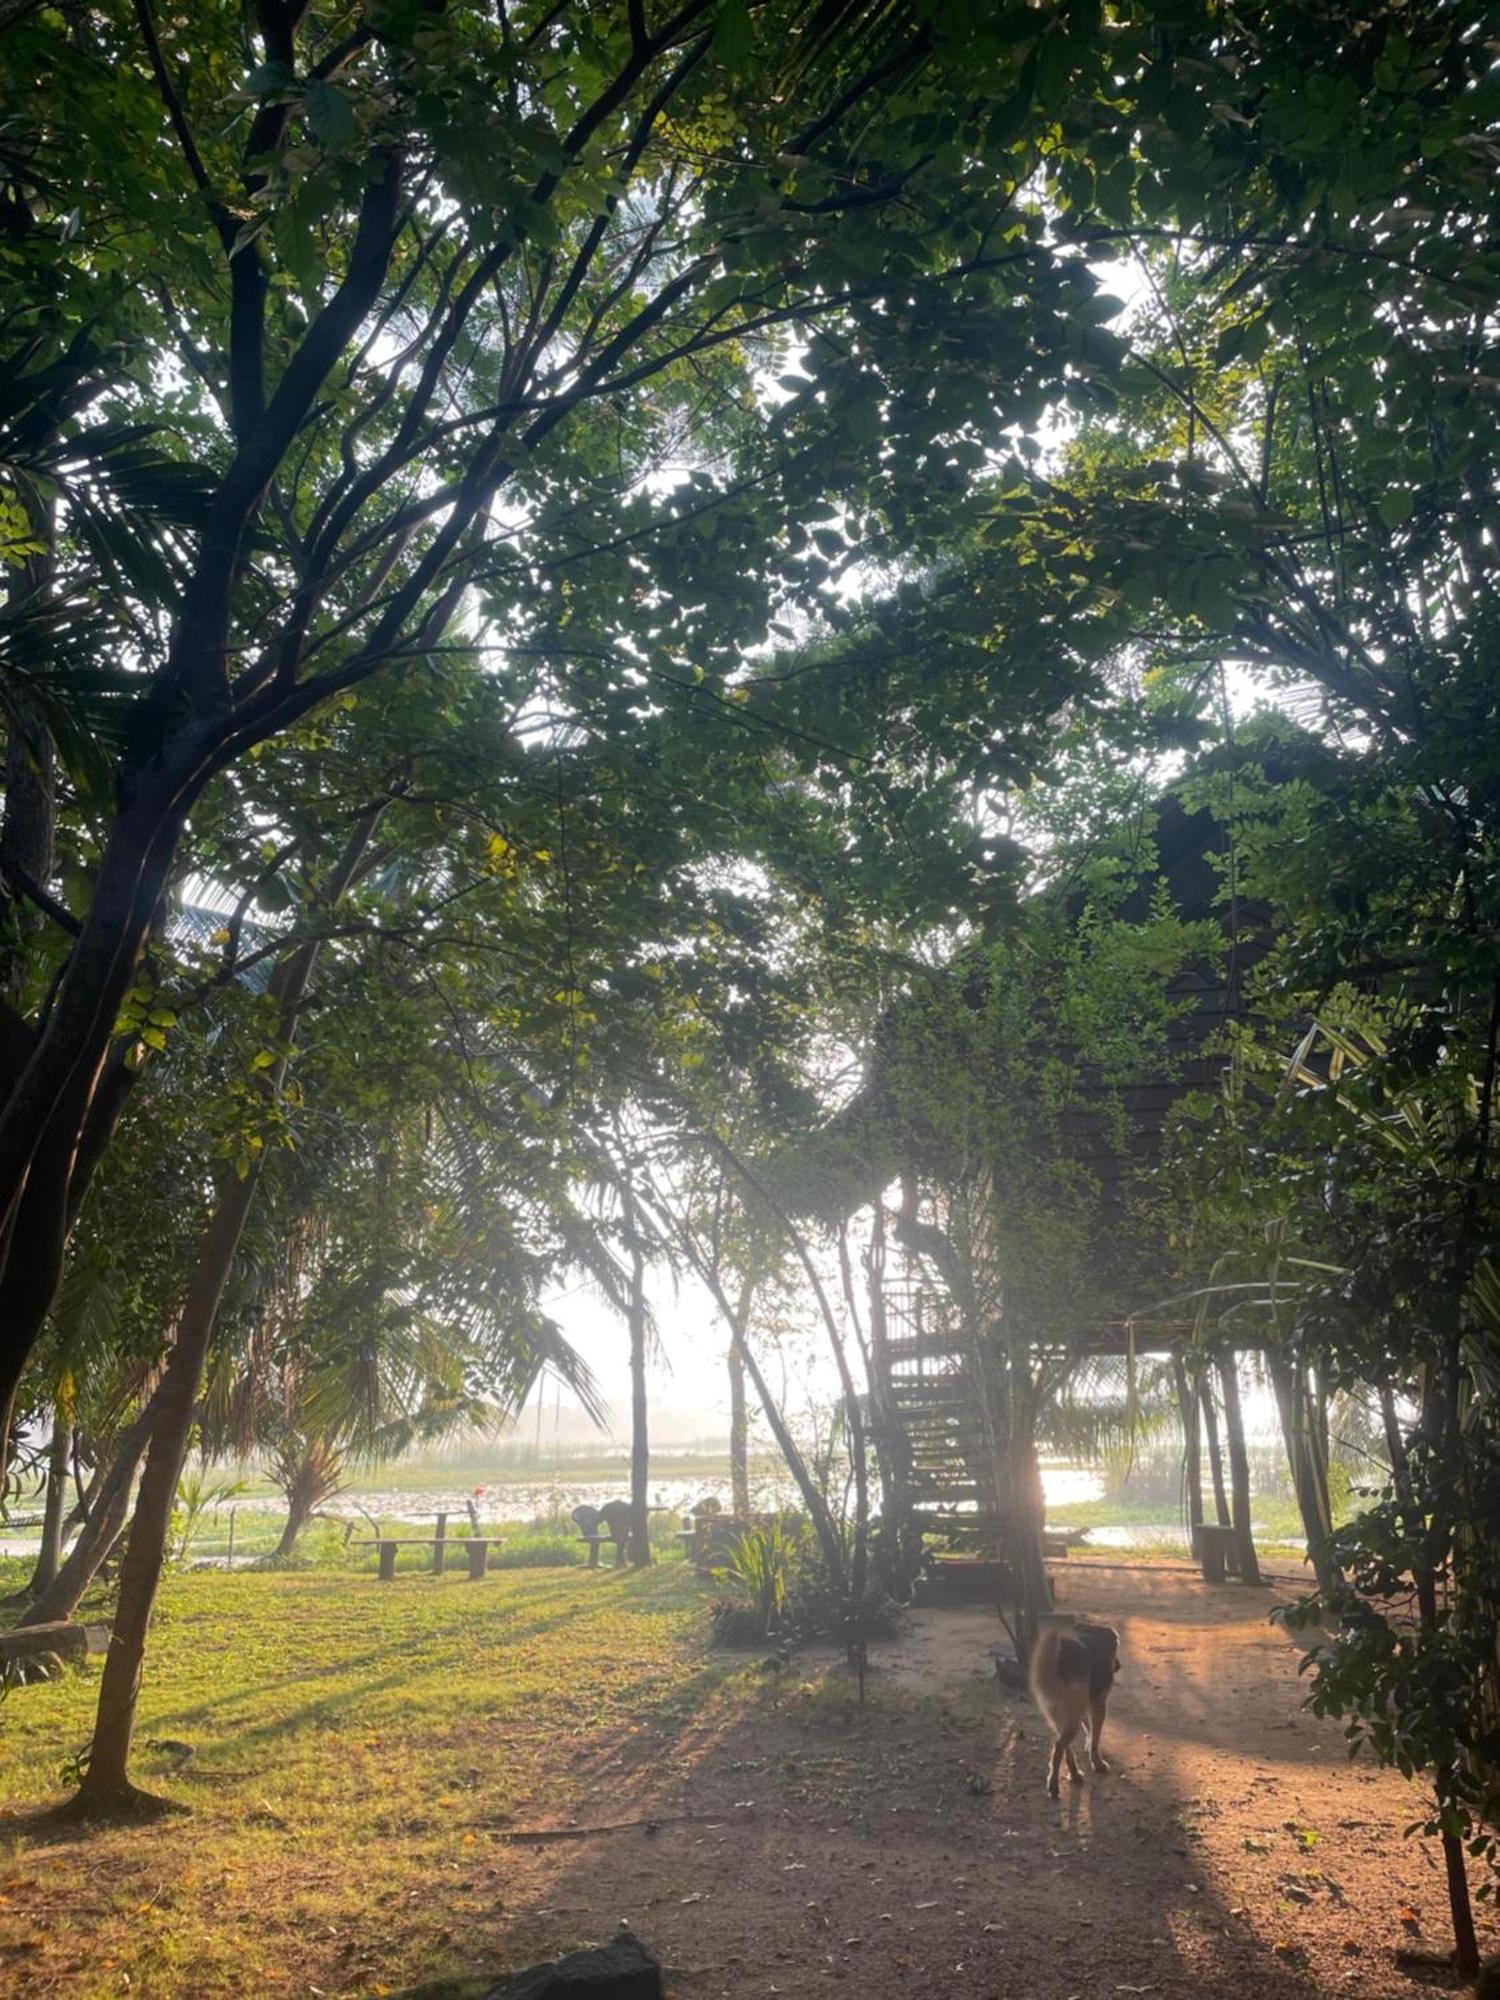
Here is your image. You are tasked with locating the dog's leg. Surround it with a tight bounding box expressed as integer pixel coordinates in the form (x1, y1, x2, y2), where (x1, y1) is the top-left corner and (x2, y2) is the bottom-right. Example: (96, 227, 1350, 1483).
(1047, 1733, 1068, 1799)
(1048, 1721, 1084, 1795)
(1088, 1693, 1110, 1773)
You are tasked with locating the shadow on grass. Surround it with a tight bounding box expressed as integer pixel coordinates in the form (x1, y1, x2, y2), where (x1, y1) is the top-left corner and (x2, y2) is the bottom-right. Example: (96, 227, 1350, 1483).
(6, 1568, 721, 1847)
(140, 1574, 625, 1741)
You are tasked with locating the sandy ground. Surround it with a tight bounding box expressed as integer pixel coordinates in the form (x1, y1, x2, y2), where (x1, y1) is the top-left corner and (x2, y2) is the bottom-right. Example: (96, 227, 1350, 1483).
(487, 1562, 1492, 1999)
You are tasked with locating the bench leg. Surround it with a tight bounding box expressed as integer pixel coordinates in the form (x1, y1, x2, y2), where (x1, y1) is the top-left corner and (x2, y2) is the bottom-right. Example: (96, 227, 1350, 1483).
(378, 1542, 397, 1582)
(467, 1541, 488, 1580)
(587, 1537, 600, 1569)
(613, 1537, 626, 1569)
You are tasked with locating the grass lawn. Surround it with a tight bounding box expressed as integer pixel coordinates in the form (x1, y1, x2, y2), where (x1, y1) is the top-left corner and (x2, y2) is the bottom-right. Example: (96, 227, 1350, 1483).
(0, 1558, 743, 1998)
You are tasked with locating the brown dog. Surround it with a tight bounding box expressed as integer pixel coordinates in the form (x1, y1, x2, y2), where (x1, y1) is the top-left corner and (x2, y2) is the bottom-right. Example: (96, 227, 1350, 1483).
(1028, 1619, 1120, 1798)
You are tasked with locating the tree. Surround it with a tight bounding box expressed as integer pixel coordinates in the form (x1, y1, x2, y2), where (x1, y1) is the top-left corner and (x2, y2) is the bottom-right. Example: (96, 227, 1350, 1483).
(1169, 1000, 1500, 1969)
(2, 0, 1169, 1462)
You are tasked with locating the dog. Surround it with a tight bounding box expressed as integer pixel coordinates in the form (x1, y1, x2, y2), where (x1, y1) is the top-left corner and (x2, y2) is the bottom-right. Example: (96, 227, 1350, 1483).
(1028, 1618, 1121, 1799)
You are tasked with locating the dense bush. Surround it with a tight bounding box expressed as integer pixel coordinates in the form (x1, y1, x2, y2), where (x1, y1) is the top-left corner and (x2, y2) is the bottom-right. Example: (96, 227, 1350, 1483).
(709, 1517, 902, 1649)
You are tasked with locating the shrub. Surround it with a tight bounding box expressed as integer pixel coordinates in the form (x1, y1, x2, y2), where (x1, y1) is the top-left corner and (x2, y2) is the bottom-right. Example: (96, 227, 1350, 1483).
(711, 1519, 807, 1641)
(710, 1597, 773, 1647)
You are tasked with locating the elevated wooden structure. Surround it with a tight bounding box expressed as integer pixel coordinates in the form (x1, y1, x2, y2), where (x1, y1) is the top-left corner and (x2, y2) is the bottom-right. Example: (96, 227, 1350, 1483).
(848, 774, 1286, 1574)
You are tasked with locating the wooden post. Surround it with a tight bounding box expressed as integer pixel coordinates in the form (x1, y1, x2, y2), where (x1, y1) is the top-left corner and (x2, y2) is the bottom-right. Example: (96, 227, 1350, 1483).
(587, 1536, 600, 1569)
(226, 1506, 236, 1569)
(466, 1540, 488, 1581)
(1192, 1522, 1230, 1584)
(432, 1512, 447, 1574)
(378, 1541, 397, 1581)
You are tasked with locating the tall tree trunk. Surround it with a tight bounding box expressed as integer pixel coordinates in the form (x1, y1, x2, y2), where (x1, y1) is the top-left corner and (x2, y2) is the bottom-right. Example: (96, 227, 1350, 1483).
(274, 1490, 312, 1561)
(1173, 1356, 1203, 1531)
(1, 491, 58, 997)
(1411, 1358, 1480, 1977)
(1008, 1422, 1052, 1666)
(1379, 1384, 1410, 1497)
(22, 1391, 161, 1627)
(1200, 1371, 1231, 1527)
(271, 1441, 341, 1560)
(728, 1328, 750, 1518)
(79, 1175, 265, 1809)
(1217, 1350, 1262, 1585)
(63, 1443, 99, 1534)
(1268, 1352, 1339, 1595)
(711, 1137, 870, 1681)
(72, 805, 385, 1813)
(27, 1409, 72, 1597)
(0, 798, 185, 1474)
(659, 1206, 847, 1593)
(626, 1210, 651, 1568)
(0, 157, 403, 1459)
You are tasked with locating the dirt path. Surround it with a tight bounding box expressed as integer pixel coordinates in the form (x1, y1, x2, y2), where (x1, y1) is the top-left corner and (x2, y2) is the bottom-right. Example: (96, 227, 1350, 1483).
(489, 1563, 1490, 1999)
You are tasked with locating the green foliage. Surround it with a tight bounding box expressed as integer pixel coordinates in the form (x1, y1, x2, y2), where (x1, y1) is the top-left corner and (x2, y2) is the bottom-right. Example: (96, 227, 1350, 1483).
(712, 1519, 807, 1641)
(168, 1470, 246, 1566)
(490, 1531, 585, 1570)
(1284, 1424, 1500, 1896)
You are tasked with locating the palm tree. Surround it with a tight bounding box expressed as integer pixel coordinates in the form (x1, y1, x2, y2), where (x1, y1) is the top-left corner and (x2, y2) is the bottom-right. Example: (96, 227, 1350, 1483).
(198, 1099, 605, 1559)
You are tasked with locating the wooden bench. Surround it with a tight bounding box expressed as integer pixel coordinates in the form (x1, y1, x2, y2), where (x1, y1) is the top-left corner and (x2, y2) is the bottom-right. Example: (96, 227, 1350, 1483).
(373, 1537, 506, 1581)
(364, 1512, 507, 1581)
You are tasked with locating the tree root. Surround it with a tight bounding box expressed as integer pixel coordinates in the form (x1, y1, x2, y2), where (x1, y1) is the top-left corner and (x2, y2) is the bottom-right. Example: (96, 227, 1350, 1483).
(52, 1780, 191, 1826)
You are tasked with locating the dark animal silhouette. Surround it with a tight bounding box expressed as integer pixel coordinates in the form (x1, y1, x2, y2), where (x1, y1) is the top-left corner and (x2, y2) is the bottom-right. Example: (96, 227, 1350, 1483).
(571, 1500, 636, 1565)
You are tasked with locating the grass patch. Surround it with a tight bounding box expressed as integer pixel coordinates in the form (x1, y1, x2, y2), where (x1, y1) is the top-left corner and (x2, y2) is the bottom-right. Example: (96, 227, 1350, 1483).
(0, 1560, 741, 1997)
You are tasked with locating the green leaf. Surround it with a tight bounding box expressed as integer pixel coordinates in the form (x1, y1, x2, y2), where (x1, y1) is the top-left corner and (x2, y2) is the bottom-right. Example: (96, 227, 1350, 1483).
(247, 58, 295, 95)
(304, 81, 357, 151)
(713, 0, 753, 68)
(1378, 488, 1413, 528)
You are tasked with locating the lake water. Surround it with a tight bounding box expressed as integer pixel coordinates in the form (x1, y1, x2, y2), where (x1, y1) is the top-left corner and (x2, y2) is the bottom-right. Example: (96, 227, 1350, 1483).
(313, 1459, 1108, 1526)
(1, 1461, 1148, 1557)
